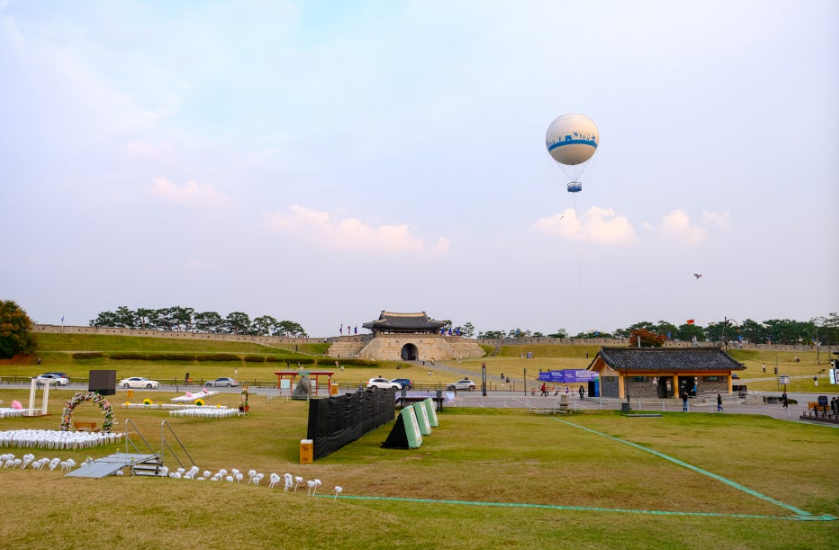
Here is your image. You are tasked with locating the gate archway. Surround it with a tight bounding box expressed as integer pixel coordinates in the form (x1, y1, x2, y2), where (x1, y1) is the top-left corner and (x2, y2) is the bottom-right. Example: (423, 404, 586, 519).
(400, 343, 419, 361)
(60, 391, 115, 433)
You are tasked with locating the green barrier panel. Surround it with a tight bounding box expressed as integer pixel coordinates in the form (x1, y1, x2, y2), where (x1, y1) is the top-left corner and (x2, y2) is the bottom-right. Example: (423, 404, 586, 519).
(413, 402, 432, 435)
(423, 398, 438, 427)
(403, 405, 423, 448)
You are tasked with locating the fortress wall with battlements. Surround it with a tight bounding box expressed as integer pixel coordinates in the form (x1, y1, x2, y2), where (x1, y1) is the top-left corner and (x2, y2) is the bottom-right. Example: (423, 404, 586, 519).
(31, 325, 829, 354)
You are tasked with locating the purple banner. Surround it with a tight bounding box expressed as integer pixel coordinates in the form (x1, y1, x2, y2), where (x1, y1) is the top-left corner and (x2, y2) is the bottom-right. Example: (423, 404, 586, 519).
(538, 369, 599, 383)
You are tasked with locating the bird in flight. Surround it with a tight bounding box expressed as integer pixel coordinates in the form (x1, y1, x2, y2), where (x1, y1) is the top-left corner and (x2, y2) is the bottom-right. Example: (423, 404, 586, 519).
(693, 273, 702, 279)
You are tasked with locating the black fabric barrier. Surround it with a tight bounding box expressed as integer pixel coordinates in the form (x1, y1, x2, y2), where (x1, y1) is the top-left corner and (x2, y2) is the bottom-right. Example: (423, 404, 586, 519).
(306, 388, 396, 460)
(382, 414, 409, 449)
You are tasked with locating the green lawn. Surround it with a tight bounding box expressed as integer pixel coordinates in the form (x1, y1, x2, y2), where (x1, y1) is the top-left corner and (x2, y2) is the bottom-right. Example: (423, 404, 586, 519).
(0, 382, 836, 549)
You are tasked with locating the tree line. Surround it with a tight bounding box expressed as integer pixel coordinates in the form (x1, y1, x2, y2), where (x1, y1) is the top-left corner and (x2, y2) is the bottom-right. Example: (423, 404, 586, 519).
(89, 306, 306, 337)
(473, 314, 839, 346)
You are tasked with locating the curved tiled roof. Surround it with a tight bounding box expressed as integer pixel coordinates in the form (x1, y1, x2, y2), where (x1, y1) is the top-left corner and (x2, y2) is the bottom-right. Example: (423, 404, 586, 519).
(362, 311, 447, 333)
(595, 347, 745, 372)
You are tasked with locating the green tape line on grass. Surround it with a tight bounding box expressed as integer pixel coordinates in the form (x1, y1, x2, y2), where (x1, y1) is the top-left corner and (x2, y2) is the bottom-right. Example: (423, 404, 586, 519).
(328, 495, 836, 521)
(553, 418, 820, 519)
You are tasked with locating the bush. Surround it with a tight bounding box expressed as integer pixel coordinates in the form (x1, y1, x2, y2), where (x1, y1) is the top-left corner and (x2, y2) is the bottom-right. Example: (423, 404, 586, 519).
(197, 354, 241, 362)
(147, 354, 196, 361)
(277, 357, 315, 366)
(244, 355, 265, 363)
(72, 352, 103, 360)
(329, 359, 377, 367)
(266, 356, 282, 363)
(109, 353, 148, 361)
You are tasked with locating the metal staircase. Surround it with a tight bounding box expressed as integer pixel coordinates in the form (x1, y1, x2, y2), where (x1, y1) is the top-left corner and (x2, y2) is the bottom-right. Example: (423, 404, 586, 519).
(65, 419, 195, 479)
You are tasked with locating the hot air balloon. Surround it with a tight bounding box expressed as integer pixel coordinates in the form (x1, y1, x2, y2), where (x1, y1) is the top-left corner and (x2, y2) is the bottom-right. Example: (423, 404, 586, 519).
(545, 113, 599, 193)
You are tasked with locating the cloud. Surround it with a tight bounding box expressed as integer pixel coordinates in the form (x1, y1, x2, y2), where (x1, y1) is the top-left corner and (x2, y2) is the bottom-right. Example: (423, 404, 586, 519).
(531, 206, 638, 245)
(125, 140, 175, 163)
(702, 210, 731, 229)
(658, 209, 706, 245)
(0, 5, 25, 56)
(262, 205, 450, 255)
(146, 177, 230, 207)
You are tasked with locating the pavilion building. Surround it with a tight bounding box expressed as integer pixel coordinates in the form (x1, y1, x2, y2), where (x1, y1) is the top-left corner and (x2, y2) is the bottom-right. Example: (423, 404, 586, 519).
(587, 347, 746, 399)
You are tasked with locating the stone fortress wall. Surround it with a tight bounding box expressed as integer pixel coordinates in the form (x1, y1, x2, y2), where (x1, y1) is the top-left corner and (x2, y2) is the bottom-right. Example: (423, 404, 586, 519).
(31, 324, 830, 357)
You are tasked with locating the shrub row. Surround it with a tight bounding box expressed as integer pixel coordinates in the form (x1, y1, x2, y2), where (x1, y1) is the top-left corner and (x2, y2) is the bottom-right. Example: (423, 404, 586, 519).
(196, 354, 241, 362)
(331, 359, 377, 367)
(274, 357, 316, 366)
(147, 354, 196, 361)
(244, 355, 265, 363)
(72, 352, 103, 360)
(109, 353, 149, 361)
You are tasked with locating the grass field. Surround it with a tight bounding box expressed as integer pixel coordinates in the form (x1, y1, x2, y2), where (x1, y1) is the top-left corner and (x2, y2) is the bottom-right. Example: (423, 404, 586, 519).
(5, 333, 833, 395)
(0, 334, 836, 549)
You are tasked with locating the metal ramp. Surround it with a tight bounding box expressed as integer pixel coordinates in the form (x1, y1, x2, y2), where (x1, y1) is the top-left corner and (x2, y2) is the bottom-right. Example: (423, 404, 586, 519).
(65, 419, 195, 480)
(65, 452, 160, 478)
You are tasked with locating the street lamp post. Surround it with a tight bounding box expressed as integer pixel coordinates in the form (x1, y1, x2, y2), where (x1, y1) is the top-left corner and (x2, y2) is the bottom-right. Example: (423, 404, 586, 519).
(721, 317, 739, 350)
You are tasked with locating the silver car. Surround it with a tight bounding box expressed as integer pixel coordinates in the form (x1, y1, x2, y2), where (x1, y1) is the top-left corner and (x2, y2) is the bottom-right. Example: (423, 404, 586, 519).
(206, 377, 239, 387)
(447, 379, 476, 391)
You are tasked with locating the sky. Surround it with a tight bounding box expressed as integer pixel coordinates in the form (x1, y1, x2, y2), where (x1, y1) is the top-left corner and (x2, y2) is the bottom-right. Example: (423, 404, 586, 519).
(1, 0, 837, 338)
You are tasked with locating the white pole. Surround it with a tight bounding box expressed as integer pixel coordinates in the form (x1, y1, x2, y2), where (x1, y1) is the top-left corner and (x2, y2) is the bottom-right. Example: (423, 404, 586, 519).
(27, 378, 37, 416)
(41, 381, 51, 414)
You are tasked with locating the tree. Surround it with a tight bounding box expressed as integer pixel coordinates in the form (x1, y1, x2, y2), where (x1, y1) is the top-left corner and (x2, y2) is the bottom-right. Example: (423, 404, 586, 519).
(613, 327, 630, 339)
(655, 320, 679, 340)
(0, 300, 36, 358)
(547, 328, 568, 339)
(170, 306, 195, 331)
(813, 313, 839, 346)
(194, 311, 224, 333)
(224, 312, 251, 335)
(276, 320, 305, 337)
(89, 311, 118, 327)
(461, 322, 475, 338)
(478, 330, 505, 339)
(135, 308, 154, 329)
(251, 315, 278, 336)
(675, 323, 705, 342)
(114, 306, 137, 328)
(738, 319, 767, 344)
(628, 328, 666, 348)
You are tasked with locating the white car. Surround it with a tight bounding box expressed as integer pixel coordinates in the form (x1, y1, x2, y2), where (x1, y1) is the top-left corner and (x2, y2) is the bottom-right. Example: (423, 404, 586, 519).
(447, 379, 477, 391)
(35, 372, 70, 386)
(119, 377, 161, 389)
(367, 377, 401, 390)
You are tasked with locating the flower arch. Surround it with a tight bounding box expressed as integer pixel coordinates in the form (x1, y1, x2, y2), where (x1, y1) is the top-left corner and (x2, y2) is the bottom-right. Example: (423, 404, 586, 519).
(60, 391, 115, 433)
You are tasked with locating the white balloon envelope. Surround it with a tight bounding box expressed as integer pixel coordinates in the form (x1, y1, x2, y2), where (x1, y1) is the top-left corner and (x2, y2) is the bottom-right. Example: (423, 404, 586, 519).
(545, 113, 599, 166)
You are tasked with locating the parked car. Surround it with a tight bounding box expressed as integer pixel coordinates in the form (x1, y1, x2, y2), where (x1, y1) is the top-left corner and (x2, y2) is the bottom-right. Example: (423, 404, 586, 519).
(206, 377, 239, 387)
(35, 372, 70, 386)
(367, 377, 401, 390)
(391, 378, 413, 390)
(447, 379, 476, 391)
(119, 377, 161, 389)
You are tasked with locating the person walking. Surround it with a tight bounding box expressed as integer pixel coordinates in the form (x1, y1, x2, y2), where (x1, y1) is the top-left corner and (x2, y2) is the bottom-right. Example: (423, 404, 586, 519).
(682, 392, 689, 412)
(716, 393, 723, 412)
(540, 383, 547, 397)
(578, 385, 585, 400)
(782, 392, 789, 409)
